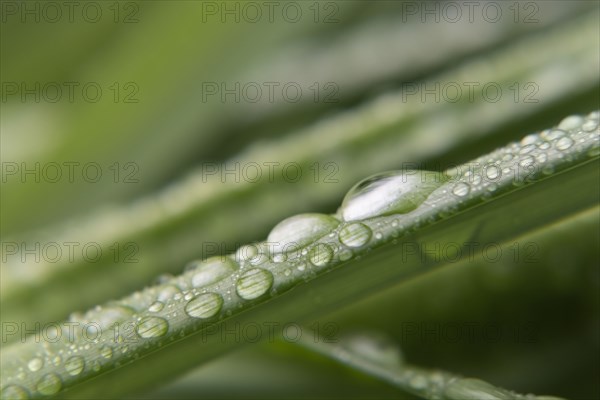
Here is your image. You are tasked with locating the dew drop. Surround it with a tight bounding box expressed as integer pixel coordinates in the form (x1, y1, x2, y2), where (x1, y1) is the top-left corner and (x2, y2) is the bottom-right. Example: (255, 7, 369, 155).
(87, 305, 136, 330)
(444, 378, 511, 400)
(189, 256, 237, 288)
(541, 128, 566, 141)
(235, 243, 268, 265)
(558, 115, 584, 130)
(409, 376, 428, 390)
(297, 263, 306, 271)
(339, 223, 372, 248)
(452, 182, 470, 197)
(27, 358, 43, 372)
(100, 345, 113, 359)
(157, 285, 181, 303)
(1, 385, 29, 400)
(555, 136, 574, 151)
(148, 301, 165, 313)
(339, 170, 448, 221)
(153, 273, 173, 285)
(136, 317, 169, 339)
(64, 356, 84, 376)
(519, 156, 535, 168)
(184, 293, 224, 319)
(267, 214, 340, 254)
(341, 332, 403, 368)
(582, 119, 598, 132)
(519, 144, 536, 154)
(537, 141, 551, 150)
(236, 268, 274, 300)
(520, 134, 540, 145)
(36, 373, 62, 396)
(284, 269, 291, 276)
(308, 244, 334, 267)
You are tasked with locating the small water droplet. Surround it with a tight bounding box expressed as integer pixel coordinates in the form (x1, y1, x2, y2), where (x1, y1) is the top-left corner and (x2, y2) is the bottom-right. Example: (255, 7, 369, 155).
(86, 305, 136, 330)
(555, 136, 574, 150)
(36, 373, 62, 396)
(157, 285, 181, 303)
(308, 244, 334, 267)
(27, 358, 43, 372)
(519, 144, 536, 154)
(51, 356, 61, 366)
(374, 232, 383, 240)
(444, 378, 510, 400)
(537, 141, 551, 150)
(148, 301, 165, 313)
(185, 293, 223, 318)
(272, 253, 287, 263)
(339, 223, 372, 248)
(341, 332, 403, 368)
(536, 153, 547, 163)
(189, 256, 237, 288)
(452, 182, 470, 197)
(541, 128, 566, 141)
(519, 156, 535, 168)
(283, 269, 291, 276)
(1, 385, 29, 400)
(64, 356, 84, 376)
(100, 345, 113, 359)
(558, 115, 584, 130)
(236, 268, 273, 300)
(297, 263, 306, 271)
(582, 119, 598, 132)
(153, 273, 173, 285)
(268, 214, 340, 254)
(136, 317, 169, 338)
(339, 170, 448, 221)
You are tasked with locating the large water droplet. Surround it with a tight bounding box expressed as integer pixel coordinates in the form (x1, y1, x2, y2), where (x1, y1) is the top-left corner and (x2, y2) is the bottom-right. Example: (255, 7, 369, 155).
(27, 358, 43, 372)
(184, 293, 223, 319)
(1, 385, 29, 400)
(444, 378, 511, 400)
(339, 223, 372, 248)
(188, 256, 237, 288)
(136, 317, 169, 338)
(339, 170, 448, 221)
(267, 214, 339, 254)
(236, 268, 274, 300)
(308, 243, 334, 267)
(36, 373, 62, 396)
(558, 115, 584, 130)
(148, 301, 165, 313)
(64, 356, 84, 376)
(555, 137, 574, 151)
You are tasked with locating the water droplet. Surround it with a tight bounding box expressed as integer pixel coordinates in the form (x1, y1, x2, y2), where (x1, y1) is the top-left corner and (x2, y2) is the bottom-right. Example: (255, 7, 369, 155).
(555, 137, 574, 150)
(235, 243, 268, 265)
(409, 376, 428, 390)
(272, 253, 287, 263)
(36, 373, 62, 396)
(87, 305, 135, 330)
(374, 232, 383, 240)
(283, 269, 291, 276)
(582, 119, 598, 132)
(558, 115, 584, 130)
(64, 356, 84, 376)
(444, 378, 511, 400)
(519, 156, 535, 168)
(341, 332, 403, 368)
(153, 273, 173, 285)
(100, 345, 113, 359)
(541, 128, 566, 141)
(27, 358, 43, 372)
(236, 268, 273, 300)
(339, 170, 448, 221)
(536, 153, 548, 163)
(51, 356, 61, 366)
(157, 285, 181, 303)
(308, 244, 334, 267)
(452, 182, 470, 197)
(537, 141, 551, 150)
(297, 263, 306, 271)
(189, 256, 237, 288)
(136, 317, 169, 338)
(519, 144, 536, 154)
(520, 134, 540, 145)
(148, 301, 165, 313)
(184, 293, 223, 318)
(339, 223, 372, 248)
(1, 385, 29, 400)
(267, 214, 340, 254)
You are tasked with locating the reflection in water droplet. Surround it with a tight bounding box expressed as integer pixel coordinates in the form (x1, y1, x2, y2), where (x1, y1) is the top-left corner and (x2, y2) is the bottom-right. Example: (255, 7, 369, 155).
(339, 223, 372, 248)
(452, 182, 470, 197)
(27, 358, 43, 372)
(148, 301, 165, 313)
(184, 293, 223, 319)
(339, 170, 448, 221)
(136, 317, 169, 338)
(236, 268, 274, 300)
(267, 214, 340, 254)
(555, 137, 574, 151)
(36, 373, 62, 396)
(189, 256, 237, 288)
(308, 244, 334, 267)
(1, 385, 29, 400)
(100, 345, 113, 359)
(64, 356, 84, 376)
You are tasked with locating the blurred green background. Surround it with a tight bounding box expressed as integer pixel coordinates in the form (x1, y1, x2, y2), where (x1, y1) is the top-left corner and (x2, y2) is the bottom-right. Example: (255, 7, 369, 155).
(1, 1, 599, 399)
